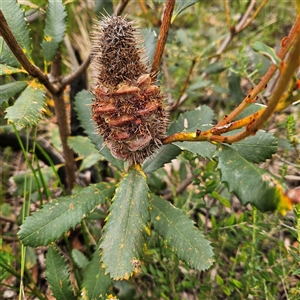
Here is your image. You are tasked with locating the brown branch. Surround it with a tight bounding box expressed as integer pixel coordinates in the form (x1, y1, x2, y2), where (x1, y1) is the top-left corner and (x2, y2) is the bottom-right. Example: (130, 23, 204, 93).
(207, 0, 256, 67)
(151, 0, 175, 78)
(171, 58, 197, 110)
(114, 0, 130, 16)
(0, 10, 59, 95)
(50, 54, 76, 193)
(61, 55, 90, 88)
(163, 175, 193, 200)
(225, 32, 300, 144)
(216, 13, 300, 127)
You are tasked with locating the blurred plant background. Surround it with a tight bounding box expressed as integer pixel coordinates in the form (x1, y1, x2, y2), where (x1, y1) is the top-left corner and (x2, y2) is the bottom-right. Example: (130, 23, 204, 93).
(1, 0, 300, 299)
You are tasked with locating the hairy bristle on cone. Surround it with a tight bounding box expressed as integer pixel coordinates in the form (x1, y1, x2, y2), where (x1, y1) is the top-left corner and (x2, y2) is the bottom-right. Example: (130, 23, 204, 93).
(91, 15, 168, 165)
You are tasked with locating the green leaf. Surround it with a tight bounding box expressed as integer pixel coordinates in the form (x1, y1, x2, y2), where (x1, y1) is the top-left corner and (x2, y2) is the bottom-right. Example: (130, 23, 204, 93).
(42, 0, 67, 63)
(172, 0, 200, 23)
(228, 71, 245, 103)
(18, 183, 115, 247)
(72, 249, 89, 270)
(187, 79, 211, 93)
(167, 106, 216, 159)
(81, 249, 112, 300)
(229, 130, 277, 163)
(68, 136, 102, 170)
(0, 37, 20, 67)
(45, 246, 76, 300)
(168, 105, 214, 135)
(0, 0, 31, 60)
(0, 64, 27, 75)
(252, 41, 281, 66)
(0, 81, 28, 105)
(74, 90, 124, 171)
(100, 167, 150, 279)
(150, 194, 214, 271)
(142, 144, 181, 173)
(216, 145, 282, 212)
(142, 28, 157, 66)
(5, 83, 46, 127)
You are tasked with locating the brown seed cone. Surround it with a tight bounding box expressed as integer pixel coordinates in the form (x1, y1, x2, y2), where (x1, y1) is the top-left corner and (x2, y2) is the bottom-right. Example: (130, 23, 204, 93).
(91, 16, 168, 164)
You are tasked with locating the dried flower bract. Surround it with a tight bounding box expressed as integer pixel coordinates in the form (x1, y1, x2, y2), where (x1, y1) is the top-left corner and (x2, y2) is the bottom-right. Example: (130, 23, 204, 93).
(91, 15, 168, 165)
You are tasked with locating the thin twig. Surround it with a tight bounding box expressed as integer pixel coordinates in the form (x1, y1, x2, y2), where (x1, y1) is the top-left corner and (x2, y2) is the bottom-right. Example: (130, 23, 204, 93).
(163, 175, 193, 200)
(151, 0, 175, 79)
(62, 55, 90, 87)
(0, 214, 15, 223)
(208, 0, 256, 67)
(114, 0, 130, 16)
(216, 13, 300, 127)
(172, 58, 197, 110)
(223, 0, 231, 30)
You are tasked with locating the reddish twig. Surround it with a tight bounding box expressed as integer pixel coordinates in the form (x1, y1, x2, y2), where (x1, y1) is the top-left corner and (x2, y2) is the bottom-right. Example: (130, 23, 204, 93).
(151, 0, 175, 79)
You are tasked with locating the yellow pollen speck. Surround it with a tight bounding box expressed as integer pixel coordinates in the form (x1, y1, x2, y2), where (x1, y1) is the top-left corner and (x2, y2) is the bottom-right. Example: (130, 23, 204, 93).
(156, 216, 160, 221)
(44, 36, 52, 42)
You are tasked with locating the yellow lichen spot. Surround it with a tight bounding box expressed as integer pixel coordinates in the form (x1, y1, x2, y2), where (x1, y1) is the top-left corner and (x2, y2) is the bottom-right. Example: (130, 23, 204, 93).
(277, 188, 293, 216)
(156, 216, 160, 221)
(107, 294, 118, 299)
(120, 244, 124, 249)
(44, 36, 52, 42)
(145, 226, 151, 236)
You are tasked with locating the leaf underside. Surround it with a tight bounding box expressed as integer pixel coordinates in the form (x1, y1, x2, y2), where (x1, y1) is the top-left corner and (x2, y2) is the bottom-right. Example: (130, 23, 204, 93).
(5, 83, 46, 127)
(150, 194, 214, 271)
(42, 0, 67, 63)
(216, 145, 281, 212)
(45, 246, 76, 300)
(18, 183, 115, 247)
(100, 167, 150, 280)
(81, 249, 112, 300)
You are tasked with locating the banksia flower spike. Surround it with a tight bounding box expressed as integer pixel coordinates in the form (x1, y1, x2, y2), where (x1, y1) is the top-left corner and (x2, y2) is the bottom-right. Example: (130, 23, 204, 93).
(91, 15, 168, 165)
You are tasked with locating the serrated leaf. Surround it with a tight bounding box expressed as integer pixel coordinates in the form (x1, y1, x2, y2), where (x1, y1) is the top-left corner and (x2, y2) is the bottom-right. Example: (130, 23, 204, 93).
(72, 249, 89, 270)
(252, 41, 280, 66)
(0, 0, 31, 60)
(5, 82, 46, 127)
(74, 90, 124, 171)
(45, 246, 76, 300)
(229, 130, 277, 163)
(150, 194, 214, 271)
(100, 167, 150, 279)
(172, 0, 200, 23)
(18, 183, 115, 247)
(216, 145, 285, 212)
(81, 249, 112, 300)
(42, 0, 67, 63)
(0, 64, 27, 75)
(0, 81, 28, 105)
(0, 37, 20, 67)
(142, 144, 181, 173)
